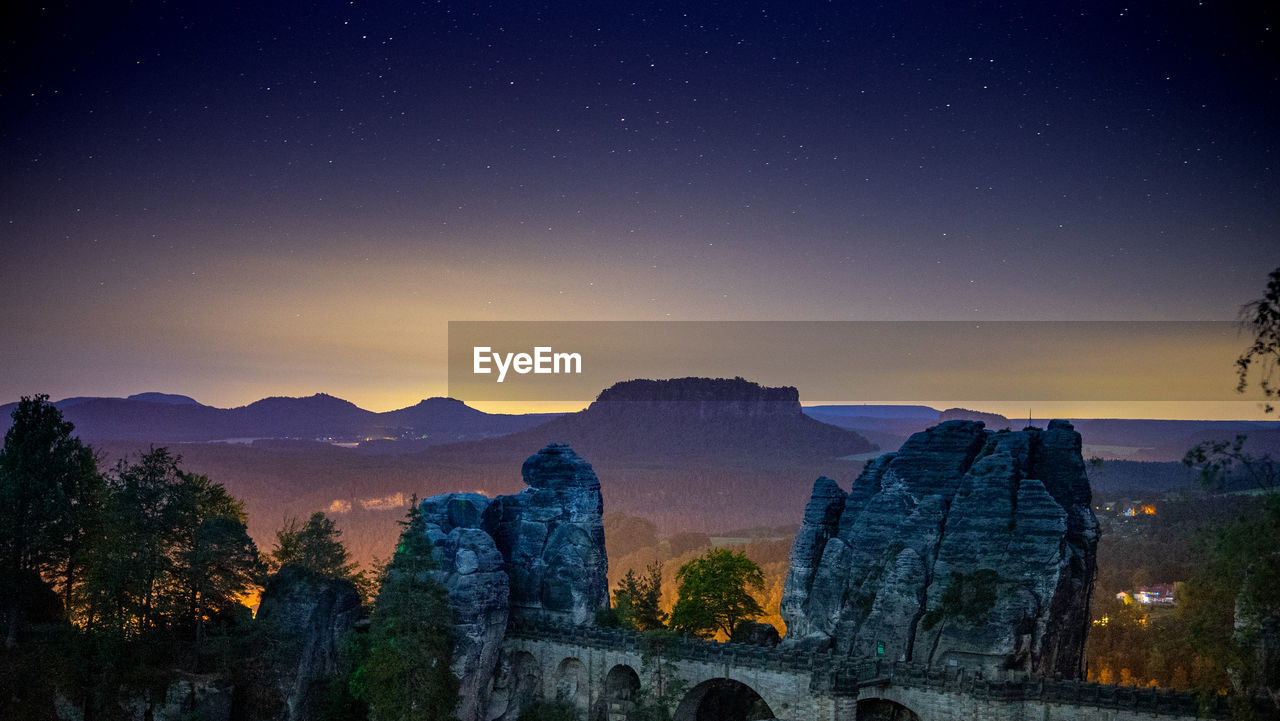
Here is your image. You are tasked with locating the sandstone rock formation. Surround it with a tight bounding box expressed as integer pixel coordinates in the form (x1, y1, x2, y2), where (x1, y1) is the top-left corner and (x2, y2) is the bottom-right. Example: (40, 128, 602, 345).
(255, 565, 363, 721)
(54, 675, 234, 721)
(148, 675, 234, 721)
(781, 420, 1098, 678)
(418, 492, 510, 721)
(417, 442, 608, 721)
(484, 443, 608, 624)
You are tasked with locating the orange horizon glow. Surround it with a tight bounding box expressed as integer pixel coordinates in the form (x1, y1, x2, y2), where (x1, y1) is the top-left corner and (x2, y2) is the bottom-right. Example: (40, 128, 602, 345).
(27, 387, 1269, 421)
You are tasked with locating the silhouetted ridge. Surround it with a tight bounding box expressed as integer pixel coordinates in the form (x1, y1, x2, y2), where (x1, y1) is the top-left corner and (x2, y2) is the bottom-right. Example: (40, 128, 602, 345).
(939, 407, 1011, 428)
(382, 397, 492, 426)
(126, 392, 201, 405)
(586, 377, 804, 422)
(232, 393, 377, 438)
(239, 392, 368, 416)
(595, 377, 799, 404)
(0, 393, 556, 445)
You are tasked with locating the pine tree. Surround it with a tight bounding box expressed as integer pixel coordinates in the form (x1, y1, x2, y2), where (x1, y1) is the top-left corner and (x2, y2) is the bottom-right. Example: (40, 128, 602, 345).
(268, 511, 359, 578)
(612, 562, 667, 632)
(352, 498, 459, 721)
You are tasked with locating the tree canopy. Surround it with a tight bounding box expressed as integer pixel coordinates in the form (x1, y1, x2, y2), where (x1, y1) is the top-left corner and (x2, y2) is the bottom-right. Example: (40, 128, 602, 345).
(351, 498, 458, 721)
(0, 395, 102, 646)
(669, 548, 764, 639)
(79, 448, 261, 655)
(1181, 496, 1280, 709)
(1175, 267, 1280, 716)
(610, 562, 667, 632)
(269, 511, 359, 578)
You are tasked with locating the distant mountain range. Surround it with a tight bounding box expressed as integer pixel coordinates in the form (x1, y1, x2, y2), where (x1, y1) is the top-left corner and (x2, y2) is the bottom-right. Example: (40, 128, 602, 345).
(0, 392, 558, 445)
(800, 406, 1280, 462)
(6, 390, 1278, 465)
(73, 379, 877, 566)
(6, 391, 1278, 463)
(24, 380, 1278, 570)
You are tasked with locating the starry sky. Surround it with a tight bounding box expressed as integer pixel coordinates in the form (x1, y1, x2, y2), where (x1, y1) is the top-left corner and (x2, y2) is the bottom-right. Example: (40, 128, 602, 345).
(1, 1, 1277, 416)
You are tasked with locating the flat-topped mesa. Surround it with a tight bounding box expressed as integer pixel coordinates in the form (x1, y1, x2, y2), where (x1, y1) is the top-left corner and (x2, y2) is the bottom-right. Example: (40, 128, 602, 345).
(588, 377, 802, 419)
(781, 419, 1099, 679)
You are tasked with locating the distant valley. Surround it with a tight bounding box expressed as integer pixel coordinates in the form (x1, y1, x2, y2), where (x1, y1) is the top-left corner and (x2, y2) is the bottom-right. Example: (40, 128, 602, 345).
(5, 383, 1277, 570)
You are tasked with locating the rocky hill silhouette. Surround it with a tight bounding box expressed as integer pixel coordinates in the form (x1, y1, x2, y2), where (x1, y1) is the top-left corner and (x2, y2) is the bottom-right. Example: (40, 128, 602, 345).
(0, 392, 555, 445)
(420, 377, 874, 468)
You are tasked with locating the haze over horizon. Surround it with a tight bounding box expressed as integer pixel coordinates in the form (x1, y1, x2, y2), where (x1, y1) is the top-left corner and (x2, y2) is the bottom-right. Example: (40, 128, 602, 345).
(3, 2, 1277, 416)
(7, 388, 1277, 423)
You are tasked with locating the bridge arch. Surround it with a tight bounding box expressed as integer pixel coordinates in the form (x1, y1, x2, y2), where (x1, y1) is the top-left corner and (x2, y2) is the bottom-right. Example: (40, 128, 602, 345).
(856, 697, 921, 721)
(672, 678, 776, 721)
(590, 664, 641, 721)
(554, 657, 589, 713)
(487, 650, 542, 720)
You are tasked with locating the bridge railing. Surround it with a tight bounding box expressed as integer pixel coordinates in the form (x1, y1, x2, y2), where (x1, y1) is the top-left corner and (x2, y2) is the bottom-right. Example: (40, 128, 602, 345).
(505, 616, 828, 673)
(505, 618, 1245, 718)
(831, 658, 1227, 717)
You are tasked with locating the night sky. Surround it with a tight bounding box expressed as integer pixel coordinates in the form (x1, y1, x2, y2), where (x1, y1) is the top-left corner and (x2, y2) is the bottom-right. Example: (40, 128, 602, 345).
(2, 1, 1277, 414)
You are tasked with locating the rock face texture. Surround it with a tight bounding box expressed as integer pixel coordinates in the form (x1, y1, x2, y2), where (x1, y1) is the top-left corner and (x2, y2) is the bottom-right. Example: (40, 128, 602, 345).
(255, 565, 363, 721)
(484, 443, 609, 624)
(419, 493, 511, 721)
(148, 675, 234, 721)
(417, 443, 608, 721)
(781, 420, 1098, 678)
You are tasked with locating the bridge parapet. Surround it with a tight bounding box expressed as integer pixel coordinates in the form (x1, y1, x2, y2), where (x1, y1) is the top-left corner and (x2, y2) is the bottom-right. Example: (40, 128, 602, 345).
(834, 658, 1226, 717)
(505, 619, 1256, 719)
(506, 617, 827, 674)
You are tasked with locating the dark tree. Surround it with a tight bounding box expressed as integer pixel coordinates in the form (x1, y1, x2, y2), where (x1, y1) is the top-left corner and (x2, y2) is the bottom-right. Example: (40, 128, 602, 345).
(80, 448, 259, 652)
(921, 569, 1001, 632)
(351, 498, 458, 721)
(1174, 267, 1280, 717)
(612, 562, 667, 632)
(1183, 434, 1277, 492)
(0, 395, 102, 647)
(1236, 266, 1280, 413)
(269, 511, 359, 579)
(175, 475, 261, 657)
(1183, 267, 1280, 489)
(81, 448, 188, 637)
(1179, 496, 1280, 713)
(669, 548, 764, 639)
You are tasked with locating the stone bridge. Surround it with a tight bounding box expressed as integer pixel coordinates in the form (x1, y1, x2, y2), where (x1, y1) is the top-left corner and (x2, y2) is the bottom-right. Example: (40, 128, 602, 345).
(501, 619, 1230, 721)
